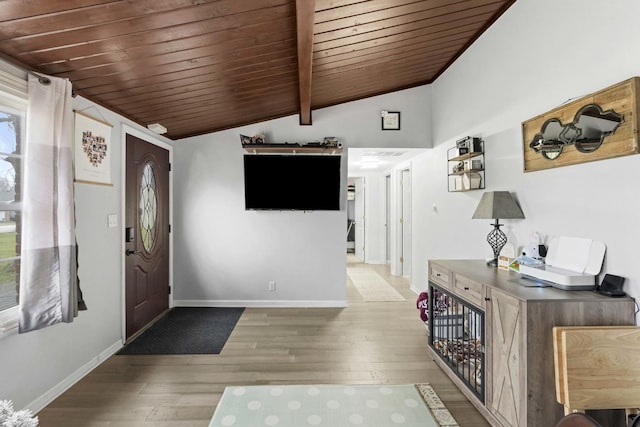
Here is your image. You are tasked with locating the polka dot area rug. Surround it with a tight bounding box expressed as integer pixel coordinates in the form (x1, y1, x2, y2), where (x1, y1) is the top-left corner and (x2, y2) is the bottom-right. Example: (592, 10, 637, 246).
(209, 384, 458, 427)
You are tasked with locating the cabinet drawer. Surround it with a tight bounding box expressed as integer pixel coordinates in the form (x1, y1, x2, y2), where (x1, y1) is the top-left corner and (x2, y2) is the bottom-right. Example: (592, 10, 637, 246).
(429, 263, 450, 288)
(453, 274, 484, 308)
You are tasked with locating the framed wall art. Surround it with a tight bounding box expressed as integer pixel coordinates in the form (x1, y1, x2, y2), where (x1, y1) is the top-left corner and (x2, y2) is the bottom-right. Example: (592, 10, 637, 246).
(381, 110, 401, 130)
(74, 111, 113, 185)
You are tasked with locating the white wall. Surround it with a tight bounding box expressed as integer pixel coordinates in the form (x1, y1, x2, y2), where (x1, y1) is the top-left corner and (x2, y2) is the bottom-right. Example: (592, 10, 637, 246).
(0, 62, 173, 410)
(255, 85, 432, 150)
(173, 130, 347, 306)
(411, 0, 640, 310)
(172, 87, 432, 306)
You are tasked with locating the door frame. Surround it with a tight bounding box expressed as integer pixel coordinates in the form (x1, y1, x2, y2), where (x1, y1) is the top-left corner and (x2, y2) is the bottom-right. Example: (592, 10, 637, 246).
(385, 174, 391, 264)
(353, 177, 366, 262)
(389, 166, 411, 278)
(400, 168, 411, 277)
(120, 124, 173, 343)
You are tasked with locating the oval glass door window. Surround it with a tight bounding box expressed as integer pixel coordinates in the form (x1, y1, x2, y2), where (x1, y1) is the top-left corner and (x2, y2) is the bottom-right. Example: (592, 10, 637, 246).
(139, 162, 158, 252)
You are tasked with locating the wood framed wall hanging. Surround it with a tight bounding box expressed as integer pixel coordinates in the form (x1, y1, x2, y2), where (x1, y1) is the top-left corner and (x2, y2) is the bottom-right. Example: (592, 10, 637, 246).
(381, 110, 401, 130)
(522, 77, 640, 172)
(74, 111, 113, 185)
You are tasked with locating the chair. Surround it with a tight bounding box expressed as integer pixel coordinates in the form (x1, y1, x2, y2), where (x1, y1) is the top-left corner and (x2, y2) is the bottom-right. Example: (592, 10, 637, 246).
(553, 326, 640, 423)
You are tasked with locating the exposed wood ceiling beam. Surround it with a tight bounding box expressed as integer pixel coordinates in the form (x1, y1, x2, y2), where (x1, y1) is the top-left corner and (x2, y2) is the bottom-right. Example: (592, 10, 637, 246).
(295, 0, 315, 125)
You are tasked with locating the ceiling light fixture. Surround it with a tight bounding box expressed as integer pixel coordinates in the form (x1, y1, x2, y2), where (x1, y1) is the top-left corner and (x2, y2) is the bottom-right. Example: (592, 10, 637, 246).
(360, 159, 381, 169)
(147, 123, 167, 134)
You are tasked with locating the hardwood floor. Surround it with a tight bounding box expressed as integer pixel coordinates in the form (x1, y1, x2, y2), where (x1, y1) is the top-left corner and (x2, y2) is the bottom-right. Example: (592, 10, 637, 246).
(37, 256, 490, 426)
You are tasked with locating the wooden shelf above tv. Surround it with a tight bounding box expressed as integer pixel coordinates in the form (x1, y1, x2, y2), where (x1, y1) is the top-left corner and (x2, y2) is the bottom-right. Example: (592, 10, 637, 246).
(242, 144, 342, 154)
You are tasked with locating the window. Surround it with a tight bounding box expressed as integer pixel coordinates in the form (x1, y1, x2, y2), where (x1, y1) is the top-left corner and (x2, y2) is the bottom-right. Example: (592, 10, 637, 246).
(0, 107, 22, 310)
(0, 69, 26, 337)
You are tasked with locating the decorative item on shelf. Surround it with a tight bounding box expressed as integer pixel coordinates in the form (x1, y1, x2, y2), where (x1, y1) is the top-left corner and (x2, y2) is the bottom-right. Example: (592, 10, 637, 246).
(323, 136, 341, 148)
(381, 110, 400, 130)
(456, 136, 482, 153)
(472, 191, 525, 267)
(464, 158, 483, 170)
(448, 137, 485, 192)
(498, 242, 515, 271)
(462, 172, 482, 190)
(239, 133, 266, 145)
(522, 232, 547, 261)
(453, 172, 482, 191)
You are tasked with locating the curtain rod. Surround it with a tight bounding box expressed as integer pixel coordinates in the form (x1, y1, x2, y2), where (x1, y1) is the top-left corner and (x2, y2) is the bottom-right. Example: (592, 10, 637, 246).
(28, 71, 51, 85)
(28, 70, 77, 97)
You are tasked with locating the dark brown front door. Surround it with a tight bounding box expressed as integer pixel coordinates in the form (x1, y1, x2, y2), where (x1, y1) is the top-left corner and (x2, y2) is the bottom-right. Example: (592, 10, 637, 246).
(125, 134, 170, 339)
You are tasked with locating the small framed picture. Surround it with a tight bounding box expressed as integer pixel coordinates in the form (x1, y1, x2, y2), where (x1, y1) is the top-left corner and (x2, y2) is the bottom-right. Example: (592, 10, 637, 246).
(381, 111, 400, 130)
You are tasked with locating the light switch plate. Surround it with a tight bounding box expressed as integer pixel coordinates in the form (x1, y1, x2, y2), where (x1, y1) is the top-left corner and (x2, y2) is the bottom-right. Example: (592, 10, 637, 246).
(107, 214, 118, 228)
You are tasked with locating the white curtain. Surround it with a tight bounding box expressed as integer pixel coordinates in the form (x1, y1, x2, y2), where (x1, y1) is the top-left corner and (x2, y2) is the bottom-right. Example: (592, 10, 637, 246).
(18, 73, 77, 333)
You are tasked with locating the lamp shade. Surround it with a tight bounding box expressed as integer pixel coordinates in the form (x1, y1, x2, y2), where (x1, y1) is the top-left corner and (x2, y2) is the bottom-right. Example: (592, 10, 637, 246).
(472, 191, 525, 220)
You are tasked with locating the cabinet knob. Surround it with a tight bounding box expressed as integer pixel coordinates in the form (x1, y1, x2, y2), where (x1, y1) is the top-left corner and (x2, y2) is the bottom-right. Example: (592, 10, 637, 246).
(484, 297, 491, 301)
(436, 273, 441, 277)
(464, 286, 469, 291)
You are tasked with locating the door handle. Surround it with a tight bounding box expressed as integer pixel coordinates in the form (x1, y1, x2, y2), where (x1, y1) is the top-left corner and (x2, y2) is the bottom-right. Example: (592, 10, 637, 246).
(125, 249, 141, 256)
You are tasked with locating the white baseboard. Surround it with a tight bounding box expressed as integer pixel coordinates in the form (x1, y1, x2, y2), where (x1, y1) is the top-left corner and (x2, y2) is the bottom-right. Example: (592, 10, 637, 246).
(28, 340, 122, 414)
(173, 300, 348, 308)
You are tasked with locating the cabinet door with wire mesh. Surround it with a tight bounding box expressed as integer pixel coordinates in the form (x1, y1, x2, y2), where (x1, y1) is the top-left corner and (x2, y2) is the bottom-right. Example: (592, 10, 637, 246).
(428, 283, 485, 402)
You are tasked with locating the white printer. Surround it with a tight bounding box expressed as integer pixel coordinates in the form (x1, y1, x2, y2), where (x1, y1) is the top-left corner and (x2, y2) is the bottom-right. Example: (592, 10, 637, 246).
(518, 236, 605, 290)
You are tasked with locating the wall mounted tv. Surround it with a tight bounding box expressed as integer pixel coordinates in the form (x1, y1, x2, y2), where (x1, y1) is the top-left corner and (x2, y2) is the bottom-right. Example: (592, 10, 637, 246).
(243, 154, 341, 211)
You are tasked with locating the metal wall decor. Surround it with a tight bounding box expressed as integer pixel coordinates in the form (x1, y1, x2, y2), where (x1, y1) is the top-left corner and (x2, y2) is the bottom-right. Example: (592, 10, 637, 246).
(529, 104, 623, 160)
(522, 77, 640, 172)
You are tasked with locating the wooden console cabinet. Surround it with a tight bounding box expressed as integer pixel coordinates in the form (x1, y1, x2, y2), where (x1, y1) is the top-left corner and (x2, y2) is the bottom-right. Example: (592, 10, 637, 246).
(427, 259, 636, 427)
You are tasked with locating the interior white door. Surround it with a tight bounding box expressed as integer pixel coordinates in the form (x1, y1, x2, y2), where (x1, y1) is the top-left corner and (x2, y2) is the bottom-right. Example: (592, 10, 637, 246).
(354, 178, 365, 261)
(401, 169, 411, 276)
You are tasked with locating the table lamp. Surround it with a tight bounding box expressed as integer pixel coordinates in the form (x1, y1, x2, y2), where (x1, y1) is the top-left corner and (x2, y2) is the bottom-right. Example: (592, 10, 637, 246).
(472, 191, 525, 267)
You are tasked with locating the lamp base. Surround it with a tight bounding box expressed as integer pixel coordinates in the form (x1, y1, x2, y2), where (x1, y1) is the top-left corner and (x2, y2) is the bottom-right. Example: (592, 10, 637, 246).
(486, 219, 507, 268)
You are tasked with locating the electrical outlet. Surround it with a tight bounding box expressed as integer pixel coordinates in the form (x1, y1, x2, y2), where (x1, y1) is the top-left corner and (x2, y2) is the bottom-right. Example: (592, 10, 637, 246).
(268, 281, 276, 291)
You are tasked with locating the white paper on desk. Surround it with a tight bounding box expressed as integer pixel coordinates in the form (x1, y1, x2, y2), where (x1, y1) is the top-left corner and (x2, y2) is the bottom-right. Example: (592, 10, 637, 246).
(546, 236, 592, 273)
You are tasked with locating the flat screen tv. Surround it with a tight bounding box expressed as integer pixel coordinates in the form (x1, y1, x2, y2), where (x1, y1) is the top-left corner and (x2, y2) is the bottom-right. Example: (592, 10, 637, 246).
(244, 155, 341, 210)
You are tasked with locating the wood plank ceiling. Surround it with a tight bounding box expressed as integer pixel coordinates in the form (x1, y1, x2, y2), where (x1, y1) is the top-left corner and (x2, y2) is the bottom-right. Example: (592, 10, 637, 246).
(0, 0, 515, 140)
